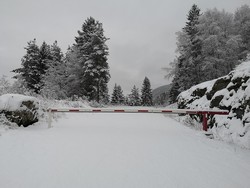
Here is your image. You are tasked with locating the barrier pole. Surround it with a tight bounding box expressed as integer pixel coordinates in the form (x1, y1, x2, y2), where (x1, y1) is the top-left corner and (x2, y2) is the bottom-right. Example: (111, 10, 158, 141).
(203, 113, 208, 131)
(47, 108, 229, 131)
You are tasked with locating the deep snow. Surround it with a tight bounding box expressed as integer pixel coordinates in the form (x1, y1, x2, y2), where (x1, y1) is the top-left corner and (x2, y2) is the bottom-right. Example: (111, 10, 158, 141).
(0, 113, 250, 188)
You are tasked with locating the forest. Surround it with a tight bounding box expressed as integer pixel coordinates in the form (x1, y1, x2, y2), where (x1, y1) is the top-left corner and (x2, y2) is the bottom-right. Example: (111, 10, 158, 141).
(1, 4, 250, 107)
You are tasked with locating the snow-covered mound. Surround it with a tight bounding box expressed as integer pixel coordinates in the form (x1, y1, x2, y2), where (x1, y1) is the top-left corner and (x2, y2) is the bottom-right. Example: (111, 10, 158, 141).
(178, 61, 250, 148)
(0, 94, 38, 111)
(0, 94, 39, 127)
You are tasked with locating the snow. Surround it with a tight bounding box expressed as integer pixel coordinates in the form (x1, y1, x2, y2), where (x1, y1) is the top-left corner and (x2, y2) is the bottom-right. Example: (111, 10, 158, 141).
(177, 61, 250, 148)
(0, 94, 38, 111)
(231, 61, 250, 79)
(1, 113, 250, 188)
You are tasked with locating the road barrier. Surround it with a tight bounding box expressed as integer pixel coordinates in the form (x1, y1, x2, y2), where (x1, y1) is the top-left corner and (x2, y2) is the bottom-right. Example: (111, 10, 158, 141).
(47, 108, 229, 131)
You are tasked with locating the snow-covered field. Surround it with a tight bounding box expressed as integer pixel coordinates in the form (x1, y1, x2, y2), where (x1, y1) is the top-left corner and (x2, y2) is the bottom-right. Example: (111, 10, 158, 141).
(1, 113, 250, 188)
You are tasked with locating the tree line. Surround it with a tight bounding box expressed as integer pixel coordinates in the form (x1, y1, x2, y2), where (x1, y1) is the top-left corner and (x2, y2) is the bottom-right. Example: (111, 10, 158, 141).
(12, 17, 109, 103)
(10, 17, 153, 106)
(166, 4, 250, 103)
(111, 77, 153, 106)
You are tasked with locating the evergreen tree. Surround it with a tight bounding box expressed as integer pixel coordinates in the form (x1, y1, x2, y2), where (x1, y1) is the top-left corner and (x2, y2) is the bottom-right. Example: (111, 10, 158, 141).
(167, 6, 246, 104)
(41, 41, 67, 99)
(64, 46, 83, 97)
(128, 85, 141, 106)
(74, 17, 110, 102)
(38, 41, 53, 90)
(168, 4, 202, 103)
(111, 84, 125, 105)
(12, 39, 53, 93)
(141, 77, 153, 106)
(12, 39, 41, 93)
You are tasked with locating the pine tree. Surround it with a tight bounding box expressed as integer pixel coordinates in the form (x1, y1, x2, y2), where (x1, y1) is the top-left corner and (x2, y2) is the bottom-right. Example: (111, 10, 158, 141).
(64, 46, 83, 97)
(12, 39, 41, 93)
(168, 4, 202, 103)
(12, 39, 53, 93)
(74, 17, 110, 102)
(128, 85, 141, 106)
(111, 84, 125, 105)
(141, 77, 153, 106)
(38, 41, 53, 90)
(41, 41, 67, 99)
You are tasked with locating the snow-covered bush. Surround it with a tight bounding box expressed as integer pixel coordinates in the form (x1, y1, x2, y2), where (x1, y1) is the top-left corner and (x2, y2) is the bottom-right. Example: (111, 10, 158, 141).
(177, 61, 250, 148)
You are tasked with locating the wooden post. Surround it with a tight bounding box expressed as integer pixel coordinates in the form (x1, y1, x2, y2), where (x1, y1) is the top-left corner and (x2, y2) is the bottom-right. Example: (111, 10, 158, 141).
(48, 108, 52, 128)
(203, 113, 208, 131)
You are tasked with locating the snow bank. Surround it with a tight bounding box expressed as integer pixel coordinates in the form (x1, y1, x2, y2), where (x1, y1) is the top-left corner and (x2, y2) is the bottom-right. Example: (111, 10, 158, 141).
(177, 61, 250, 148)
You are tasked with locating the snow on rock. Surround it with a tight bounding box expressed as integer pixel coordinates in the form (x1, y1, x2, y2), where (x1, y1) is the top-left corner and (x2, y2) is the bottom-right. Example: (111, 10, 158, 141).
(177, 61, 250, 148)
(0, 94, 38, 111)
(0, 94, 39, 127)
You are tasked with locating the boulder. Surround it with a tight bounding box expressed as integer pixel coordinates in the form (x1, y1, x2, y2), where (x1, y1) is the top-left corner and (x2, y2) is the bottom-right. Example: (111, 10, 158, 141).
(0, 94, 39, 127)
(177, 61, 250, 148)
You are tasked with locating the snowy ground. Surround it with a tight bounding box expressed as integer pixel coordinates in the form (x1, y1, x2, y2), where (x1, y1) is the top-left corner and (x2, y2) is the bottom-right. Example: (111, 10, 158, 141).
(1, 113, 250, 188)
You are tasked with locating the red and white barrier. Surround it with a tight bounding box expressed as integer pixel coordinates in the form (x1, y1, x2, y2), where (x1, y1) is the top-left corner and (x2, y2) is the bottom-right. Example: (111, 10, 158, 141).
(47, 108, 229, 131)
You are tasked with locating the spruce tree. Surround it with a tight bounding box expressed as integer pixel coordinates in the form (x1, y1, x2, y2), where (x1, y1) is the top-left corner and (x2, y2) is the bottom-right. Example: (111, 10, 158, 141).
(41, 41, 67, 99)
(111, 84, 125, 105)
(64, 46, 82, 97)
(38, 41, 53, 89)
(141, 77, 153, 106)
(13, 39, 41, 93)
(168, 4, 201, 103)
(128, 85, 141, 106)
(13, 39, 53, 93)
(74, 17, 110, 102)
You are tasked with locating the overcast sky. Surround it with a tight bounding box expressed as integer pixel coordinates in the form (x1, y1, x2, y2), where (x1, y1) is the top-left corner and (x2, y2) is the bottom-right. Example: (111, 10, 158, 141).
(1, 0, 249, 94)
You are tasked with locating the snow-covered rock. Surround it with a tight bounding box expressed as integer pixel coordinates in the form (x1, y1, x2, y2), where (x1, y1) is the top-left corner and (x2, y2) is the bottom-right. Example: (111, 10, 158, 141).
(0, 94, 39, 127)
(177, 61, 250, 148)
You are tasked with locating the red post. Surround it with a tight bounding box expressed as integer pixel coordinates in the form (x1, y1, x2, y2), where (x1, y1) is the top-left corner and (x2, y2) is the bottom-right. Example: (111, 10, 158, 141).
(203, 113, 208, 131)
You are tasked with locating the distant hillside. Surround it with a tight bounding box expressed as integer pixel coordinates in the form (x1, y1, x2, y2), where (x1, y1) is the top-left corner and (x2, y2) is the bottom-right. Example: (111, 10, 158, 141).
(152, 84, 171, 105)
(177, 61, 250, 149)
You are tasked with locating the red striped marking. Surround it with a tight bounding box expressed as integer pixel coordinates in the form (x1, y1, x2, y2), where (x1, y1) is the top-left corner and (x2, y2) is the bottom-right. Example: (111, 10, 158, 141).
(92, 109, 101, 112)
(138, 110, 149, 113)
(162, 110, 172, 113)
(69, 109, 80, 112)
(114, 110, 125, 112)
(48, 108, 229, 116)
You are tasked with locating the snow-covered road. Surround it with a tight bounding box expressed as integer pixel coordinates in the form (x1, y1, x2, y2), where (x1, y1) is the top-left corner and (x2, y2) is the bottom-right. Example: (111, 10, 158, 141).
(1, 113, 250, 188)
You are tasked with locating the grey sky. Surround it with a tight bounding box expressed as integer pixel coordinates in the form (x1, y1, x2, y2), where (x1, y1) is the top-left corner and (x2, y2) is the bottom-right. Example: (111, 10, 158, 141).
(1, 0, 249, 94)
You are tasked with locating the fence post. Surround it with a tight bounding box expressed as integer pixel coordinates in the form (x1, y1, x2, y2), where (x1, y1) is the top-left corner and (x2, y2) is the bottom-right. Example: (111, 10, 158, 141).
(202, 113, 208, 131)
(48, 108, 52, 129)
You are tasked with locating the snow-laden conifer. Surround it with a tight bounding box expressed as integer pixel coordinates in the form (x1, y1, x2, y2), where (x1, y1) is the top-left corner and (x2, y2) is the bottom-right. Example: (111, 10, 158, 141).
(128, 85, 141, 106)
(141, 77, 153, 106)
(74, 17, 110, 102)
(111, 84, 125, 105)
